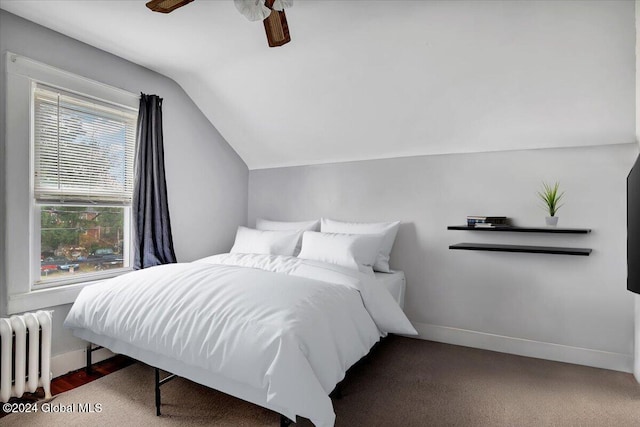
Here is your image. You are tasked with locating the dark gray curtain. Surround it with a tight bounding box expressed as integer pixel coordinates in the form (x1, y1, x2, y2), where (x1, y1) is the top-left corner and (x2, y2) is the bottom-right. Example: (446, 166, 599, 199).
(133, 94, 177, 269)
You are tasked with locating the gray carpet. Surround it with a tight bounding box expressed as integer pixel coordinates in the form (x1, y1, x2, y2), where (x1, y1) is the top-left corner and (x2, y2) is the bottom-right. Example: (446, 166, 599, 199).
(3, 336, 640, 426)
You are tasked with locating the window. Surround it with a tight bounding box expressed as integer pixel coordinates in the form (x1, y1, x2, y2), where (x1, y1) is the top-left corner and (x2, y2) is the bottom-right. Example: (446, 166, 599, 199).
(5, 52, 140, 313)
(32, 84, 138, 287)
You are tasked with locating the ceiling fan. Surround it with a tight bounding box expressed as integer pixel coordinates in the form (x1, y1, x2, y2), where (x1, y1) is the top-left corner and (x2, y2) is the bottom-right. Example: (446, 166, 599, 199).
(145, 0, 293, 47)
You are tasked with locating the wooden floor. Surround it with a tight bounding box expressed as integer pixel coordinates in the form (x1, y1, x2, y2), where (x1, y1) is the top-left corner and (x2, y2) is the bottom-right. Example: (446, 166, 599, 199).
(0, 355, 133, 419)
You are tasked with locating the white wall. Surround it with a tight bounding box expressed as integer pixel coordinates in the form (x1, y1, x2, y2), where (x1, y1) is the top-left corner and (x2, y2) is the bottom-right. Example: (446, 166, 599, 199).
(247, 0, 637, 373)
(0, 10, 249, 357)
(250, 143, 638, 371)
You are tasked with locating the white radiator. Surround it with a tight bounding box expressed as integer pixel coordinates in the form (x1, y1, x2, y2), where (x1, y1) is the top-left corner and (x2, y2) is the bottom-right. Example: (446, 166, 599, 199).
(0, 311, 53, 403)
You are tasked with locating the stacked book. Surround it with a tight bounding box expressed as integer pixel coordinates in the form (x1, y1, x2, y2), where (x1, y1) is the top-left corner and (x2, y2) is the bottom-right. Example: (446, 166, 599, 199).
(467, 216, 509, 228)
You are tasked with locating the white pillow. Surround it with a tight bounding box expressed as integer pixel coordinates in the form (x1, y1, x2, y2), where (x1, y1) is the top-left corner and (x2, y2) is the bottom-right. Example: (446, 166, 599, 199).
(320, 218, 400, 273)
(255, 218, 320, 255)
(230, 226, 301, 256)
(297, 231, 384, 275)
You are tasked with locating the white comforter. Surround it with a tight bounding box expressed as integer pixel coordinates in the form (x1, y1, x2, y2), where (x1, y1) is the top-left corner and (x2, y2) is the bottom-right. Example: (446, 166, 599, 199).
(64, 253, 416, 426)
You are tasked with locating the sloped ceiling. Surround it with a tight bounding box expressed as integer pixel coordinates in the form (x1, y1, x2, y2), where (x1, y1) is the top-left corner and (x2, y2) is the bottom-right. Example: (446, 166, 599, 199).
(0, 0, 635, 169)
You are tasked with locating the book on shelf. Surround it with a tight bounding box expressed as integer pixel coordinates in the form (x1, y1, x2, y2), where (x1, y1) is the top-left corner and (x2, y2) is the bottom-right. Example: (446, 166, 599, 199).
(467, 216, 509, 226)
(467, 215, 507, 220)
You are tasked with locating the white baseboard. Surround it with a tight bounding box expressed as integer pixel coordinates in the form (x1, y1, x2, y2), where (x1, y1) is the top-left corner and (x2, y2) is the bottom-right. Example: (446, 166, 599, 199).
(410, 321, 633, 373)
(51, 346, 115, 379)
(48, 323, 633, 379)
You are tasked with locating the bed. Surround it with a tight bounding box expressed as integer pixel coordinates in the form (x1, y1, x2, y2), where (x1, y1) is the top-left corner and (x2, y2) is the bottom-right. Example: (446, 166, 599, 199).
(64, 253, 415, 427)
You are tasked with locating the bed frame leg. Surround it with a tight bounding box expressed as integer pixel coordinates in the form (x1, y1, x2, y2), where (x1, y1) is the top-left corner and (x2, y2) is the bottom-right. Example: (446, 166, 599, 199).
(280, 415, 294, 426)
(155, 368, 161, 416)
(85, 343, 92, 375)
(85, 342, 104, 375)
(154, 367, 177, 416)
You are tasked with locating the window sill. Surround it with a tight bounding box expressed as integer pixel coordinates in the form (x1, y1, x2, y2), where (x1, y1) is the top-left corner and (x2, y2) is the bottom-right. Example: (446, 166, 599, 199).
(7, 270, 131, 314)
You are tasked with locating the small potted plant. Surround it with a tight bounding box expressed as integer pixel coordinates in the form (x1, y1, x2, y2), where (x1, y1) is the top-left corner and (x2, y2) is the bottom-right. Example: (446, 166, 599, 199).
(538, 181, 564, 226)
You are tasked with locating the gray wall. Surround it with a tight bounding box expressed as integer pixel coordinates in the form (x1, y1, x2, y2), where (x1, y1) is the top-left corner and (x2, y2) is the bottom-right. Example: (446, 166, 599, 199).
(0, 10, 249, 354)
(249, 143, 638, 370)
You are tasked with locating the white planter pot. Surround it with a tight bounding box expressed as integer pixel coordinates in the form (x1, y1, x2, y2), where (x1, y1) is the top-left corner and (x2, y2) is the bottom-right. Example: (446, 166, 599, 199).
(545, 216, 558, 227)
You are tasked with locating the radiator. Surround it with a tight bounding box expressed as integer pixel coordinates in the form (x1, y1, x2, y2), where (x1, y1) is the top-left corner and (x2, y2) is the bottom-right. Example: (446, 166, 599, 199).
(0, 311, 53, 403)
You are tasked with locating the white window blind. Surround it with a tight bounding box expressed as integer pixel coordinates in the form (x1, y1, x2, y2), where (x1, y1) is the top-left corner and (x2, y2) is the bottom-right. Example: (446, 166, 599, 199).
(33, 84, 138, 204)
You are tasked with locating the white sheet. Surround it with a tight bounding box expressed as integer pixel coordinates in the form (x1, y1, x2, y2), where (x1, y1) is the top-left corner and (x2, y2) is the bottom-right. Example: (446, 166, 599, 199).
(374, 271, 406, 309)
(65, 254, 416, 427)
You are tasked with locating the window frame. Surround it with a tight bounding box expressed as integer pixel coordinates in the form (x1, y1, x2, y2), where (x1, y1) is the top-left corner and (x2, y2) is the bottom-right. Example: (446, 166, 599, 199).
(5, 52, 139, 314)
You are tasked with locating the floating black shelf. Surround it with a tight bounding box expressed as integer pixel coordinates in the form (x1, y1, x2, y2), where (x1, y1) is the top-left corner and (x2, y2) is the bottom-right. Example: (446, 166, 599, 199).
(448, 226, 591, 234)
(449, 243, 592, 256)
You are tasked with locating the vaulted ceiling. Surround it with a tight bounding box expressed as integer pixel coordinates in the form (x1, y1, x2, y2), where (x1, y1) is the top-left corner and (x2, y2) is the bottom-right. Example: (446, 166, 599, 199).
(0, 0, 635, 169)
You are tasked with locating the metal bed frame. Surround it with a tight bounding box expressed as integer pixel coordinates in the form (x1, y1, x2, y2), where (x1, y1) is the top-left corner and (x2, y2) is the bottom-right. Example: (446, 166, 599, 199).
(86, 342, 298, 425)
(86, 339, 376, 426)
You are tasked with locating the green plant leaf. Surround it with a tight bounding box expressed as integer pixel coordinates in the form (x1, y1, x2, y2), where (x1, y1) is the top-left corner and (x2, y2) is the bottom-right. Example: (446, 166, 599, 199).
(538, 181, 564, 216)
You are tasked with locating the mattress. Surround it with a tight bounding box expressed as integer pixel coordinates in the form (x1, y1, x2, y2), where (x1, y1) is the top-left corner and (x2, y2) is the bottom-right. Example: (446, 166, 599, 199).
(375, 271, 406, 309)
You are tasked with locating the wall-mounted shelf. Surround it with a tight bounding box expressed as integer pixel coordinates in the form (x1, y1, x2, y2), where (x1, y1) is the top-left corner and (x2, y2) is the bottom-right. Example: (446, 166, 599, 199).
(449, 243, 592, 256)
(447, 226, 591, 234)
(448, 225, 592, 256)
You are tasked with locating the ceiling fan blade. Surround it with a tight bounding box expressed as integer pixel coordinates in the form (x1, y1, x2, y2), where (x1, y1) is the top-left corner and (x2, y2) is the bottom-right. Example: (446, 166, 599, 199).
(263, 0, 291, 47)
(146, 0, 194, 14)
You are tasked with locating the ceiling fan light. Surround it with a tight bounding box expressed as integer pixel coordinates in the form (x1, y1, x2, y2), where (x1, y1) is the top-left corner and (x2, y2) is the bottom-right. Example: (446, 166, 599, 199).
(271, 0, 293, 11)
(146, 0, 194, 14)
(235, 0, 272, 22)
